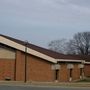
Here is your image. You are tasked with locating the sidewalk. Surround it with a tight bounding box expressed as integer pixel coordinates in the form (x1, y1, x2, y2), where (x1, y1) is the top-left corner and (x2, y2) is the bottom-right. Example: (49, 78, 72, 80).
(0, 81, 90, 87)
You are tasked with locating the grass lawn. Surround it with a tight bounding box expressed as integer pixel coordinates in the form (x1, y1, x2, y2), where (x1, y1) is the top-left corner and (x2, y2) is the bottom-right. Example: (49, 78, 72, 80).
(77, 77, 90, 82)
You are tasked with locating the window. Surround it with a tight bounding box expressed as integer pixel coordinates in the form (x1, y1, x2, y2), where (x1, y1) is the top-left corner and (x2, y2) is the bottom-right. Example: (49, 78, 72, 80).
(55, 70, 59, 81)
(70, 69, 72, 78)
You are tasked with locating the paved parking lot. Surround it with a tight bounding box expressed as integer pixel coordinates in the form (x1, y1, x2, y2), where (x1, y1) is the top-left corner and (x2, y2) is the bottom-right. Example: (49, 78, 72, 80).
(0, 85, 90, 90)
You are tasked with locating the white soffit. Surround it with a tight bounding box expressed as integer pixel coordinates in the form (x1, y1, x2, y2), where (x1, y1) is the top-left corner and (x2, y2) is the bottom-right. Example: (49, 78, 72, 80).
(57, 59, 85, 63)
(0, 36, 57, 63)
(85, 62, 90, 64)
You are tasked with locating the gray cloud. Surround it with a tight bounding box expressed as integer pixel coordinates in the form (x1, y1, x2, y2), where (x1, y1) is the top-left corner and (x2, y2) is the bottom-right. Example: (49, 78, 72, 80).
(0, 0, 90, 47)
(68, 0, 90, 8)
(0, 0, 90, 25)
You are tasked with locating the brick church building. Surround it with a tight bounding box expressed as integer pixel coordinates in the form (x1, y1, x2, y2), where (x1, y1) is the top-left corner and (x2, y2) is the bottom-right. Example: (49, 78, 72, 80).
(0, 34, 90, 82)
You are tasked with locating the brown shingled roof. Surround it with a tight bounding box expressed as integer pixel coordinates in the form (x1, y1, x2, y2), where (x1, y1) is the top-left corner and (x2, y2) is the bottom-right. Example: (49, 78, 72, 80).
(72, 55, 90, 62)
(0, 34, 90, 62)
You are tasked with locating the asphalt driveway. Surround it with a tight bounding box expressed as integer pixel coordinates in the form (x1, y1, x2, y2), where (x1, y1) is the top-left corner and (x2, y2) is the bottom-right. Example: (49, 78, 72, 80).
(0, 85, 90, 90)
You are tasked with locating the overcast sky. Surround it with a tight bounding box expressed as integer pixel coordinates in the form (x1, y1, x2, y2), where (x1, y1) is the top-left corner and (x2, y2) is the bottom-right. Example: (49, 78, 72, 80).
(0, 0, 90, 48)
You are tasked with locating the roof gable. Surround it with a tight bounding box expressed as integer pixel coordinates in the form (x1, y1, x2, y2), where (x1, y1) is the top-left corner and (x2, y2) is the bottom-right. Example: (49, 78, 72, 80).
(0, 34, 89, 63)
(0, 34, 56, 63)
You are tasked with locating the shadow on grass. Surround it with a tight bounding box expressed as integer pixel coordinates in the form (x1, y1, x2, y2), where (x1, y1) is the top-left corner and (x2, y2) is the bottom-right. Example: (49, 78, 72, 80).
(77, 77, 90, 82)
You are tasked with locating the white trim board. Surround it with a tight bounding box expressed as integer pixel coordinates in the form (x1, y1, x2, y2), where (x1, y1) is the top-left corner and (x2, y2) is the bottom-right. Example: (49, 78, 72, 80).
(85, 62, 90, 64)
(57, 59, 85, 63)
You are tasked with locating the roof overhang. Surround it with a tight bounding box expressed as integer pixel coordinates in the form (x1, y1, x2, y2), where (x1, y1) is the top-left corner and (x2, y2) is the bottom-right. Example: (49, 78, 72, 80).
(85, 62, 90, 64)
(0, 35, 88, 64)
(57, 59, 85, 63)
(0, 36, 57, 63)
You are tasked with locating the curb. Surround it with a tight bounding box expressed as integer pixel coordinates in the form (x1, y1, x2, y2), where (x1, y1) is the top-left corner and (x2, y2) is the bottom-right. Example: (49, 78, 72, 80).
(0, 81, 90, 88)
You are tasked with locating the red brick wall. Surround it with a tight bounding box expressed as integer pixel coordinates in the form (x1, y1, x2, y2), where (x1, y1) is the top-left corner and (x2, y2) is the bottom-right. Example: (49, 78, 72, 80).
(0, 49, 84, 82)
(0, 59, 15, 80)
(58, 64, 69, 82)
(15, 50, 55, 82)
(15, 51, 25, 81)
(27, 55, 55, 82)
(58, 63, 80, 82)
(84, 64, 90, 77)
(72, 64, 80, 81)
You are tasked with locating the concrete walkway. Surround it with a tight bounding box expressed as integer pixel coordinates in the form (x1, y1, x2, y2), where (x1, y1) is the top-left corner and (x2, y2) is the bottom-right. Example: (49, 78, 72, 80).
(0, 81, 90, 87)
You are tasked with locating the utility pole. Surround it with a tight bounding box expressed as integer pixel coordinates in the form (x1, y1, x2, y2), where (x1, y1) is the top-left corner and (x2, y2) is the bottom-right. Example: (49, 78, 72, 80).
(24, 41, 28, 83)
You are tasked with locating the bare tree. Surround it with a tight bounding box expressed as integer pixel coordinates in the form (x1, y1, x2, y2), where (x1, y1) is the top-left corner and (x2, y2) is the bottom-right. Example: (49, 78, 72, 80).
(66, 32, 90, 55)
(48, 39, 68, 54)
(48, 32, 90, 55)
